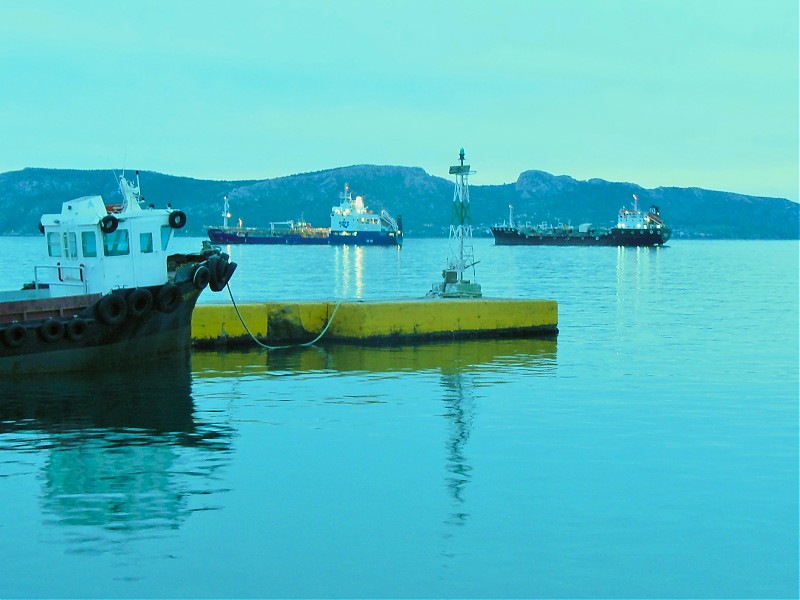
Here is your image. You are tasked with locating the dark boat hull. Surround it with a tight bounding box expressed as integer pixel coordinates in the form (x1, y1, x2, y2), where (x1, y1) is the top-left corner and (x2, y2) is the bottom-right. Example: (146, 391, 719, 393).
(0, 252, 235, 376)
(0, 283, 198, 376)
(208, 228, 402, 246)
(491, 226, 670, 247)
(207, 228, 329, 245)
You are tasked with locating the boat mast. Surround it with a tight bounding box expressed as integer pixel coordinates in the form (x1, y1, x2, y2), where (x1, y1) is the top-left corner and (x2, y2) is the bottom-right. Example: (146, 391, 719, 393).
(222, 195, 231, 228)
(118, 169, 143, 213)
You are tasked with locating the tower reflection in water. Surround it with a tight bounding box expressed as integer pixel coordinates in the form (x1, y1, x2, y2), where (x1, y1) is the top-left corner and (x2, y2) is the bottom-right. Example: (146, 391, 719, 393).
(440, 367, 476, 527)
(194, 337, 557, 530)
(0, 355, 233, 540)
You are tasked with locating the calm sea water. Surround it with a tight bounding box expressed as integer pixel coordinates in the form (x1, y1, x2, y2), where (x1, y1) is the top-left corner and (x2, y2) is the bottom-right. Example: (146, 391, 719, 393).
(1, 236, 797, 599)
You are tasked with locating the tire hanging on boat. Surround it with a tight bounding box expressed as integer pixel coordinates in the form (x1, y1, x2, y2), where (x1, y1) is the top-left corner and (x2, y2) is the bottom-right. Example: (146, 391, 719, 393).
(208, 256, 235, 292)
(100, 215, 119, 234)
(168, 211, 187, 229)
(127, 288, 154, 319)
(2, 323, 27, 348)
(220, 261, 237, 288)
(38, 318, 65, 343)
(192, 265, 211, 290)
(96, 293, 127, 326)
(155, 283, 182, 313)
(206, 256, 221, 290)
(65, 318, 89, 342)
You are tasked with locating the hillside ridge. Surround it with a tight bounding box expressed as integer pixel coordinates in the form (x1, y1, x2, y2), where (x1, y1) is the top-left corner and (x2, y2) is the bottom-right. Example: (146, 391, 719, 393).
(0, 166, 797, 239)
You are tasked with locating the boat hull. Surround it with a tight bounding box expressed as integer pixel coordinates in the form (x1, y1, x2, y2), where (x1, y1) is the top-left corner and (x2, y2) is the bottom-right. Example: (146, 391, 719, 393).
(328, 231, 402, 246)
(208, 228, 402, 247)
(207, 228, 329, 245)
(491, 226, 671, 247)
(0, 283, 198, 376)
(0, 251, 235, 376)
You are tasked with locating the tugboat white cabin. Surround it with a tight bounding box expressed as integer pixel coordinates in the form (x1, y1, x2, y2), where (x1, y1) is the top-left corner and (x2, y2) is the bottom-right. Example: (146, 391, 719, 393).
(37, 173, 186, 297)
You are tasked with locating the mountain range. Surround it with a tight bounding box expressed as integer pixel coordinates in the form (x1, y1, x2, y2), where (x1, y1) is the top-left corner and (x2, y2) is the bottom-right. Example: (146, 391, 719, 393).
(0, 166, 797, 239)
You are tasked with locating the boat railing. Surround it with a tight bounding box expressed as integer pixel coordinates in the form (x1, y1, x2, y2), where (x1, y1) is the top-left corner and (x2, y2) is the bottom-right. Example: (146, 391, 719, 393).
(33, 265, 88, 293)
(380, 210, 398, 232)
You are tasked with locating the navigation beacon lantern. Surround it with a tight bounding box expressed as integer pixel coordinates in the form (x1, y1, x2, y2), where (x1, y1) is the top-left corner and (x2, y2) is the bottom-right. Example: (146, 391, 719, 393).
(429, 148, 482, 298)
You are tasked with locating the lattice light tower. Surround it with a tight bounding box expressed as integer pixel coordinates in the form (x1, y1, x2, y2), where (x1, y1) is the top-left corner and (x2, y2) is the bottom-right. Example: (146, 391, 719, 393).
(429, 148, 482, 298)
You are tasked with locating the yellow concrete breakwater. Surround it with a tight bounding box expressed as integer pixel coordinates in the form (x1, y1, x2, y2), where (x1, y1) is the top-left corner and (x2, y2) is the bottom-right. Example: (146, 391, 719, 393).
(192, 298, 558, 347)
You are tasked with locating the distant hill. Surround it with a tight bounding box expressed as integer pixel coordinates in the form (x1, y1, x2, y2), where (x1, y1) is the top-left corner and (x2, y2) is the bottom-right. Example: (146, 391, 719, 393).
(0, 166, 797, 239)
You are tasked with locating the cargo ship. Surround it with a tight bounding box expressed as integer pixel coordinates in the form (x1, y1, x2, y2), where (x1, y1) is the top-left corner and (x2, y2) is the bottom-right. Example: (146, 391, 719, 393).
(490, 195, 670, 246)
(208, 184, 402, 246)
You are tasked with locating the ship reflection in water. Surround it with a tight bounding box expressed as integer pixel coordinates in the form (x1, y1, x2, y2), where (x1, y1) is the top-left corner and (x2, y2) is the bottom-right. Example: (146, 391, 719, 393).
(333, 244, 366, 298)
(0, 356, 233, 548)
(2, 338, 555, 558)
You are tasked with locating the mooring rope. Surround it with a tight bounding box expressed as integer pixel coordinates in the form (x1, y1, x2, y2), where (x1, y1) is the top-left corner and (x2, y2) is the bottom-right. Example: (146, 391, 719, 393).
(226, 283, 343, 350)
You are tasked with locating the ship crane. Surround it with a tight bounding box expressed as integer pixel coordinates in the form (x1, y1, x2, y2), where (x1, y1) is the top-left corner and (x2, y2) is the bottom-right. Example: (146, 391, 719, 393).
(429, 148, 482, 298)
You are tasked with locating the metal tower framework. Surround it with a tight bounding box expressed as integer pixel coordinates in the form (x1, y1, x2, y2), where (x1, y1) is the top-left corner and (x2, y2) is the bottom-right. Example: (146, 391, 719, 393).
(447, 148, 477, 282)
(429, 148, 482, 298)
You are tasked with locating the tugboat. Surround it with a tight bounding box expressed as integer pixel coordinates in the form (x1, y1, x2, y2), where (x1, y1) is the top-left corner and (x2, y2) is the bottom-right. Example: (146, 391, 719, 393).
(0, 171, 236, 375)
(491, 195, 671, 246)
(207, 184, 402, 246)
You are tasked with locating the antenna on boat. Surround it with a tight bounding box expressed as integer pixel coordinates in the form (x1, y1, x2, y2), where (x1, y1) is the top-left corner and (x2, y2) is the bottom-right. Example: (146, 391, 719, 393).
(222, 195, 231, 228)
(117, 169, 143, 212)
(429, 148, 482, 298)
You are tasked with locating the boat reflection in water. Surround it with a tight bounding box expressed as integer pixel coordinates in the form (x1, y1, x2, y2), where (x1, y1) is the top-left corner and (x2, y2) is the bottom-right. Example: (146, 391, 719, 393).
(4, 339, 554, 556)
(0, 356, 233, 539)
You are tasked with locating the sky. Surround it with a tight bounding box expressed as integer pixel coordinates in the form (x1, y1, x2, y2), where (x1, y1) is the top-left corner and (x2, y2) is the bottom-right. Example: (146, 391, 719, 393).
(1, 0, 797, 200)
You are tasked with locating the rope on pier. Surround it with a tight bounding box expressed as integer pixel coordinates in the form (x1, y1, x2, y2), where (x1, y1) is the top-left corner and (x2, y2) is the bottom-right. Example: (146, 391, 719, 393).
(225, 283, 342, 350)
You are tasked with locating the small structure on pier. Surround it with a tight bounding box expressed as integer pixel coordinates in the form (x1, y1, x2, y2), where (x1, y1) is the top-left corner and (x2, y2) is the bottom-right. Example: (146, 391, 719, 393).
(429, 148, 482, 298)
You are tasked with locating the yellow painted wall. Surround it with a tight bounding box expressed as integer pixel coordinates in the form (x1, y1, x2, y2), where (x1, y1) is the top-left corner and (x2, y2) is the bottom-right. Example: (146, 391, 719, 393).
(192, 298, 557, 346)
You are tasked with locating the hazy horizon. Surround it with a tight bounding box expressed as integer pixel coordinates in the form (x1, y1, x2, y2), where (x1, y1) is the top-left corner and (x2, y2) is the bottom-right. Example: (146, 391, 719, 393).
(2, 1, 797, 201)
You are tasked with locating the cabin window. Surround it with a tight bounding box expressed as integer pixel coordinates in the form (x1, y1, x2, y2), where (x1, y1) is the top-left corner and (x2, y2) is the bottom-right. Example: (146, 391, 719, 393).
(103, 229, 130, 256)
(81, 231, 97, 257)
(47, 232, 61, 257)
(160, 226, 172, 250)
(140, 232, 154, 253)
(62, 232, 78, 258)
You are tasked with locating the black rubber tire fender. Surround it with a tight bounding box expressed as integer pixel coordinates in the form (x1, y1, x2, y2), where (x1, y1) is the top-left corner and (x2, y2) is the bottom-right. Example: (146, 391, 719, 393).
(65, 318, 89, 342)
(168, 211, 187, 229)
(2, 323, 27, 348)
(39, 318, 65, 343)
(127, 288, 154, 319)
(155, 283, 182, 313)
(222, 261, 237, 285)
(206, 256, 221, 289)
(193, 265, 211, 290)
(96, 293, 127, 325)
(100, 215, 119, 234)
(215, 261, 237, 290)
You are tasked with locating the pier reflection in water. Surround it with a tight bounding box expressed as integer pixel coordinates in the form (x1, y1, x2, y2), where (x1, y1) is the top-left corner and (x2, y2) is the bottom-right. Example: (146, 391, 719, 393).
(192, 338, 557, 541)
(192, 337, 557, 377)
(1, 338, 556, 595)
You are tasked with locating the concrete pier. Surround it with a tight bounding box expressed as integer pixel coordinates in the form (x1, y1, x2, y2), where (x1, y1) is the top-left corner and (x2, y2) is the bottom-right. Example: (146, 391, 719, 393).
(192, 298, 557, 347)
